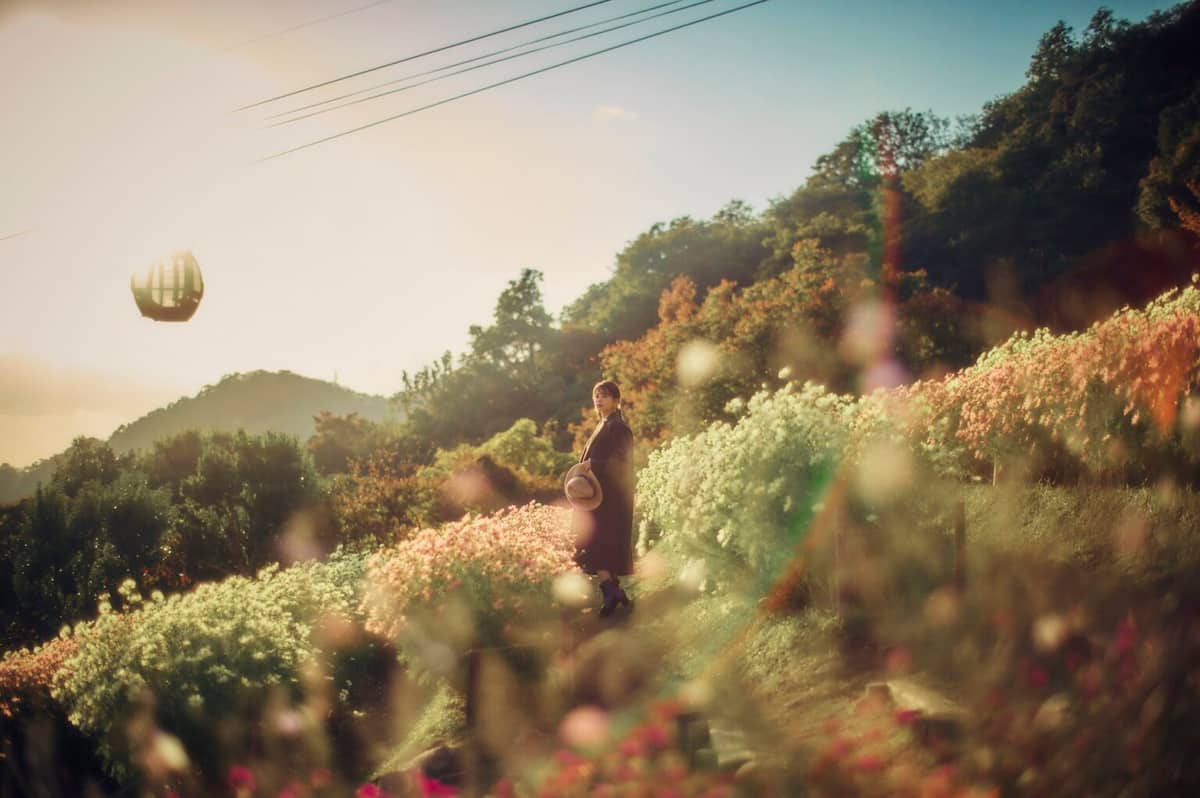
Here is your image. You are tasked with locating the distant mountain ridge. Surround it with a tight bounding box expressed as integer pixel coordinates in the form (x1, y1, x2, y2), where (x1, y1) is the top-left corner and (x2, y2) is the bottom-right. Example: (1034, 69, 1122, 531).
(0, 370, 394, 503)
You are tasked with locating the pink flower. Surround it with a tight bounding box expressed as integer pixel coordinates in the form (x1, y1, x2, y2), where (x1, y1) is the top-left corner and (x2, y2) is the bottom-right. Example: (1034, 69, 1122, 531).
(356, 784, 382, 798)
(642, 723, 670, 751)
(553, 749, 582, 767)
(1115, 616, 1137, 655)
(228, 764, 256, 793)
(618, 738, 643, 757)
(853, 754, 887, 772)
(416, 774, 458, 797)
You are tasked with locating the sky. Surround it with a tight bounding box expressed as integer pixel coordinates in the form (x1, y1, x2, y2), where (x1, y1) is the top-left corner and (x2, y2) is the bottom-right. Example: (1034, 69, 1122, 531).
(0, 0, 1175, 467)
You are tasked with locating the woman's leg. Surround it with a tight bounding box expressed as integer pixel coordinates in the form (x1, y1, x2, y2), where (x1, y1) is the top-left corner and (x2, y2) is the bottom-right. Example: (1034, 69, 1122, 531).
(597, 570, 632, 617)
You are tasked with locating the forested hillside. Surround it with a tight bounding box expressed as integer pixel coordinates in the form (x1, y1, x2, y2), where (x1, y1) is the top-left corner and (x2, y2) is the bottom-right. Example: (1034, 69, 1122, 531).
(107, 370, 392, 455)
(0, 371, 392, 503)
(391, 3, 1200, 460)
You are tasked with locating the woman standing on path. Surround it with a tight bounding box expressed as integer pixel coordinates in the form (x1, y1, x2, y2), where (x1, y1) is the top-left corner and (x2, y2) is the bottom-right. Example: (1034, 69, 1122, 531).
(572, 380, 635, 617)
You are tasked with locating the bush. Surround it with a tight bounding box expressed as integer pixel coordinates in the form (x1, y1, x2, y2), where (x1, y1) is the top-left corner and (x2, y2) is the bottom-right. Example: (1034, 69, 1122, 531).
(0, 634, 77, 718)
(52, 551, 368, 778)
(480, 418, 576, 485)
(362, 503, 578, 653)
(636, 382, 852, 586)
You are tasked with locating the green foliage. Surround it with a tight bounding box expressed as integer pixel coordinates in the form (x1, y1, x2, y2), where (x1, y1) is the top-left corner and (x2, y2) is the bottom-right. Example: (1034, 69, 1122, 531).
(163, 430, 325, 579)
(468, 268, 554, 382)
(328, 442, 437, 543)
(477, 418, 574, 483)
(52, 552, 368, 777)
(763, 109, 948, 277)
(1138, 82, 1200, 227)
(637, 383, 852, 585)
(374, 682, 466, 776)
(51, 437, 128, 498)
(909, 3, 1200, 297)
(563, 205, 771, 342)
(962, 482, 1200, 569)
(394, 270, 593, 453)
(602, 244, 983, 446)
(3, 429, 327, 646)
(8, 485, 73, 637)
(307, 411, 379, 475)
(5, 463, 173, 641)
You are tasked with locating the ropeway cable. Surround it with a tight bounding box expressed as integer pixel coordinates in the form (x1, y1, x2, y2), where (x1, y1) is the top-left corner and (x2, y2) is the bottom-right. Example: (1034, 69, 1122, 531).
(259, 0, 771, 161)
(235, 0, 617, 111)
(218, 0, 395, 52)
(268, 0, 717, 127)
(264, 0, 693, 121)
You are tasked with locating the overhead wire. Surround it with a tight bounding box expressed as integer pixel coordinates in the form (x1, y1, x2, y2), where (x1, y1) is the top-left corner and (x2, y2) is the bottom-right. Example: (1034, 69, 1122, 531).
(267, 0, 716, 127)
(264, 0, 692, 121)
(218, 0, 395, 52)
(259, 0, 771, 162)
(235, 0, 617, 111)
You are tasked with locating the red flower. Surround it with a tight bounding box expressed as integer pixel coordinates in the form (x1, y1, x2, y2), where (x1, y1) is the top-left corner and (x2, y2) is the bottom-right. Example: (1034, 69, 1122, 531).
(1025, 665, 1049, 689)
(619, 738, 643, 757)
(853, 754, 887, 772)
(1114, 616, 1137, 655)
(642, 723, 671, 751)
(228, 765, 256, 793)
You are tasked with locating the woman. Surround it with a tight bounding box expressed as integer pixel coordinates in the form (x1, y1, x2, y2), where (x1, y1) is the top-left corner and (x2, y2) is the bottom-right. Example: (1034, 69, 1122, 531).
(573, 380, 636, 617)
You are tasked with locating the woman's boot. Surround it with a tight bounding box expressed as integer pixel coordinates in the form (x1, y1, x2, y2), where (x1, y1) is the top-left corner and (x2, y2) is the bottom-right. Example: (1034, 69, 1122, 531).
(599, 577, 633, 618)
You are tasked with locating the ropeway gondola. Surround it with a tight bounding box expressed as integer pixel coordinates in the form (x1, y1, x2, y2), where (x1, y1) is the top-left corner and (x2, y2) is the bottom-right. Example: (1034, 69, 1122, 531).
(131, 251, 204, 322)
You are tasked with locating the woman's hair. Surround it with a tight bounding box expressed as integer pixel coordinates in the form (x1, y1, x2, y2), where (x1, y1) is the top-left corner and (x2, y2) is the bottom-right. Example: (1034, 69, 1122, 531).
(593, 380, 628, 423)
(593, 380, 621, 401)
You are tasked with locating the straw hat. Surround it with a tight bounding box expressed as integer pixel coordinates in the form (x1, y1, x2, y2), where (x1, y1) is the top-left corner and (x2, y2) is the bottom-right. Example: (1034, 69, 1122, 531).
(564, 463, 603, 511)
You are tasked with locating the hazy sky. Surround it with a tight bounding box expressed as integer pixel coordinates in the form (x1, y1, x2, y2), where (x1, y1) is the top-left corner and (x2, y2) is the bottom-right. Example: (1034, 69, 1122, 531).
(0, 0, 1173, 466)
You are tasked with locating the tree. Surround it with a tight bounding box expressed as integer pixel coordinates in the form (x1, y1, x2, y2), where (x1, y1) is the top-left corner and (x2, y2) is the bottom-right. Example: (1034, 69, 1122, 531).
(1026, 21, 1077, 83)
(308, 411, 378, 475)
(9, 486, 71, 637)
(562, 211, 770, 343)
(763, 109, 948, 281)
(1138, 85, 1200, 228)
(51, 437, 125, 499)
(1171, 181, 1200, 235)
(468, 268, 554, 382)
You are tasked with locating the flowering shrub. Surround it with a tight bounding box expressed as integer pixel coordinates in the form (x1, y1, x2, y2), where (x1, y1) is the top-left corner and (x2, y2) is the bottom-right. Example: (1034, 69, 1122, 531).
(0, 633, 78, 718)
(872, 550, 1200, 797)
(52, 552, 368, 775)
(331, 420, 573, 544)
(637, 382, 853, 582)
(361, 503, 578, 649)
(891, 278, 1200, 475)
(531, 701, 737, 798)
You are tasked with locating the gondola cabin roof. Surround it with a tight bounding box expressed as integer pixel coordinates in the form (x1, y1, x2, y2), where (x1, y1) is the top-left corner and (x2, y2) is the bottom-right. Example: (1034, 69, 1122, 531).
(131, 251, 204, 322)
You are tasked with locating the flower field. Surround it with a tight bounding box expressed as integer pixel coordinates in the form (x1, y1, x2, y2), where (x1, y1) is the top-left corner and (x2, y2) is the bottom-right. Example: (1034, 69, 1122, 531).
(2, 279, 1200, 796)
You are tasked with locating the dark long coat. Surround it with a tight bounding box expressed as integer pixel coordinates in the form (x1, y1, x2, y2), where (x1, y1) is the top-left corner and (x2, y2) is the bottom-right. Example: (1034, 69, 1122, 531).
(572, 412, 635, 576)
